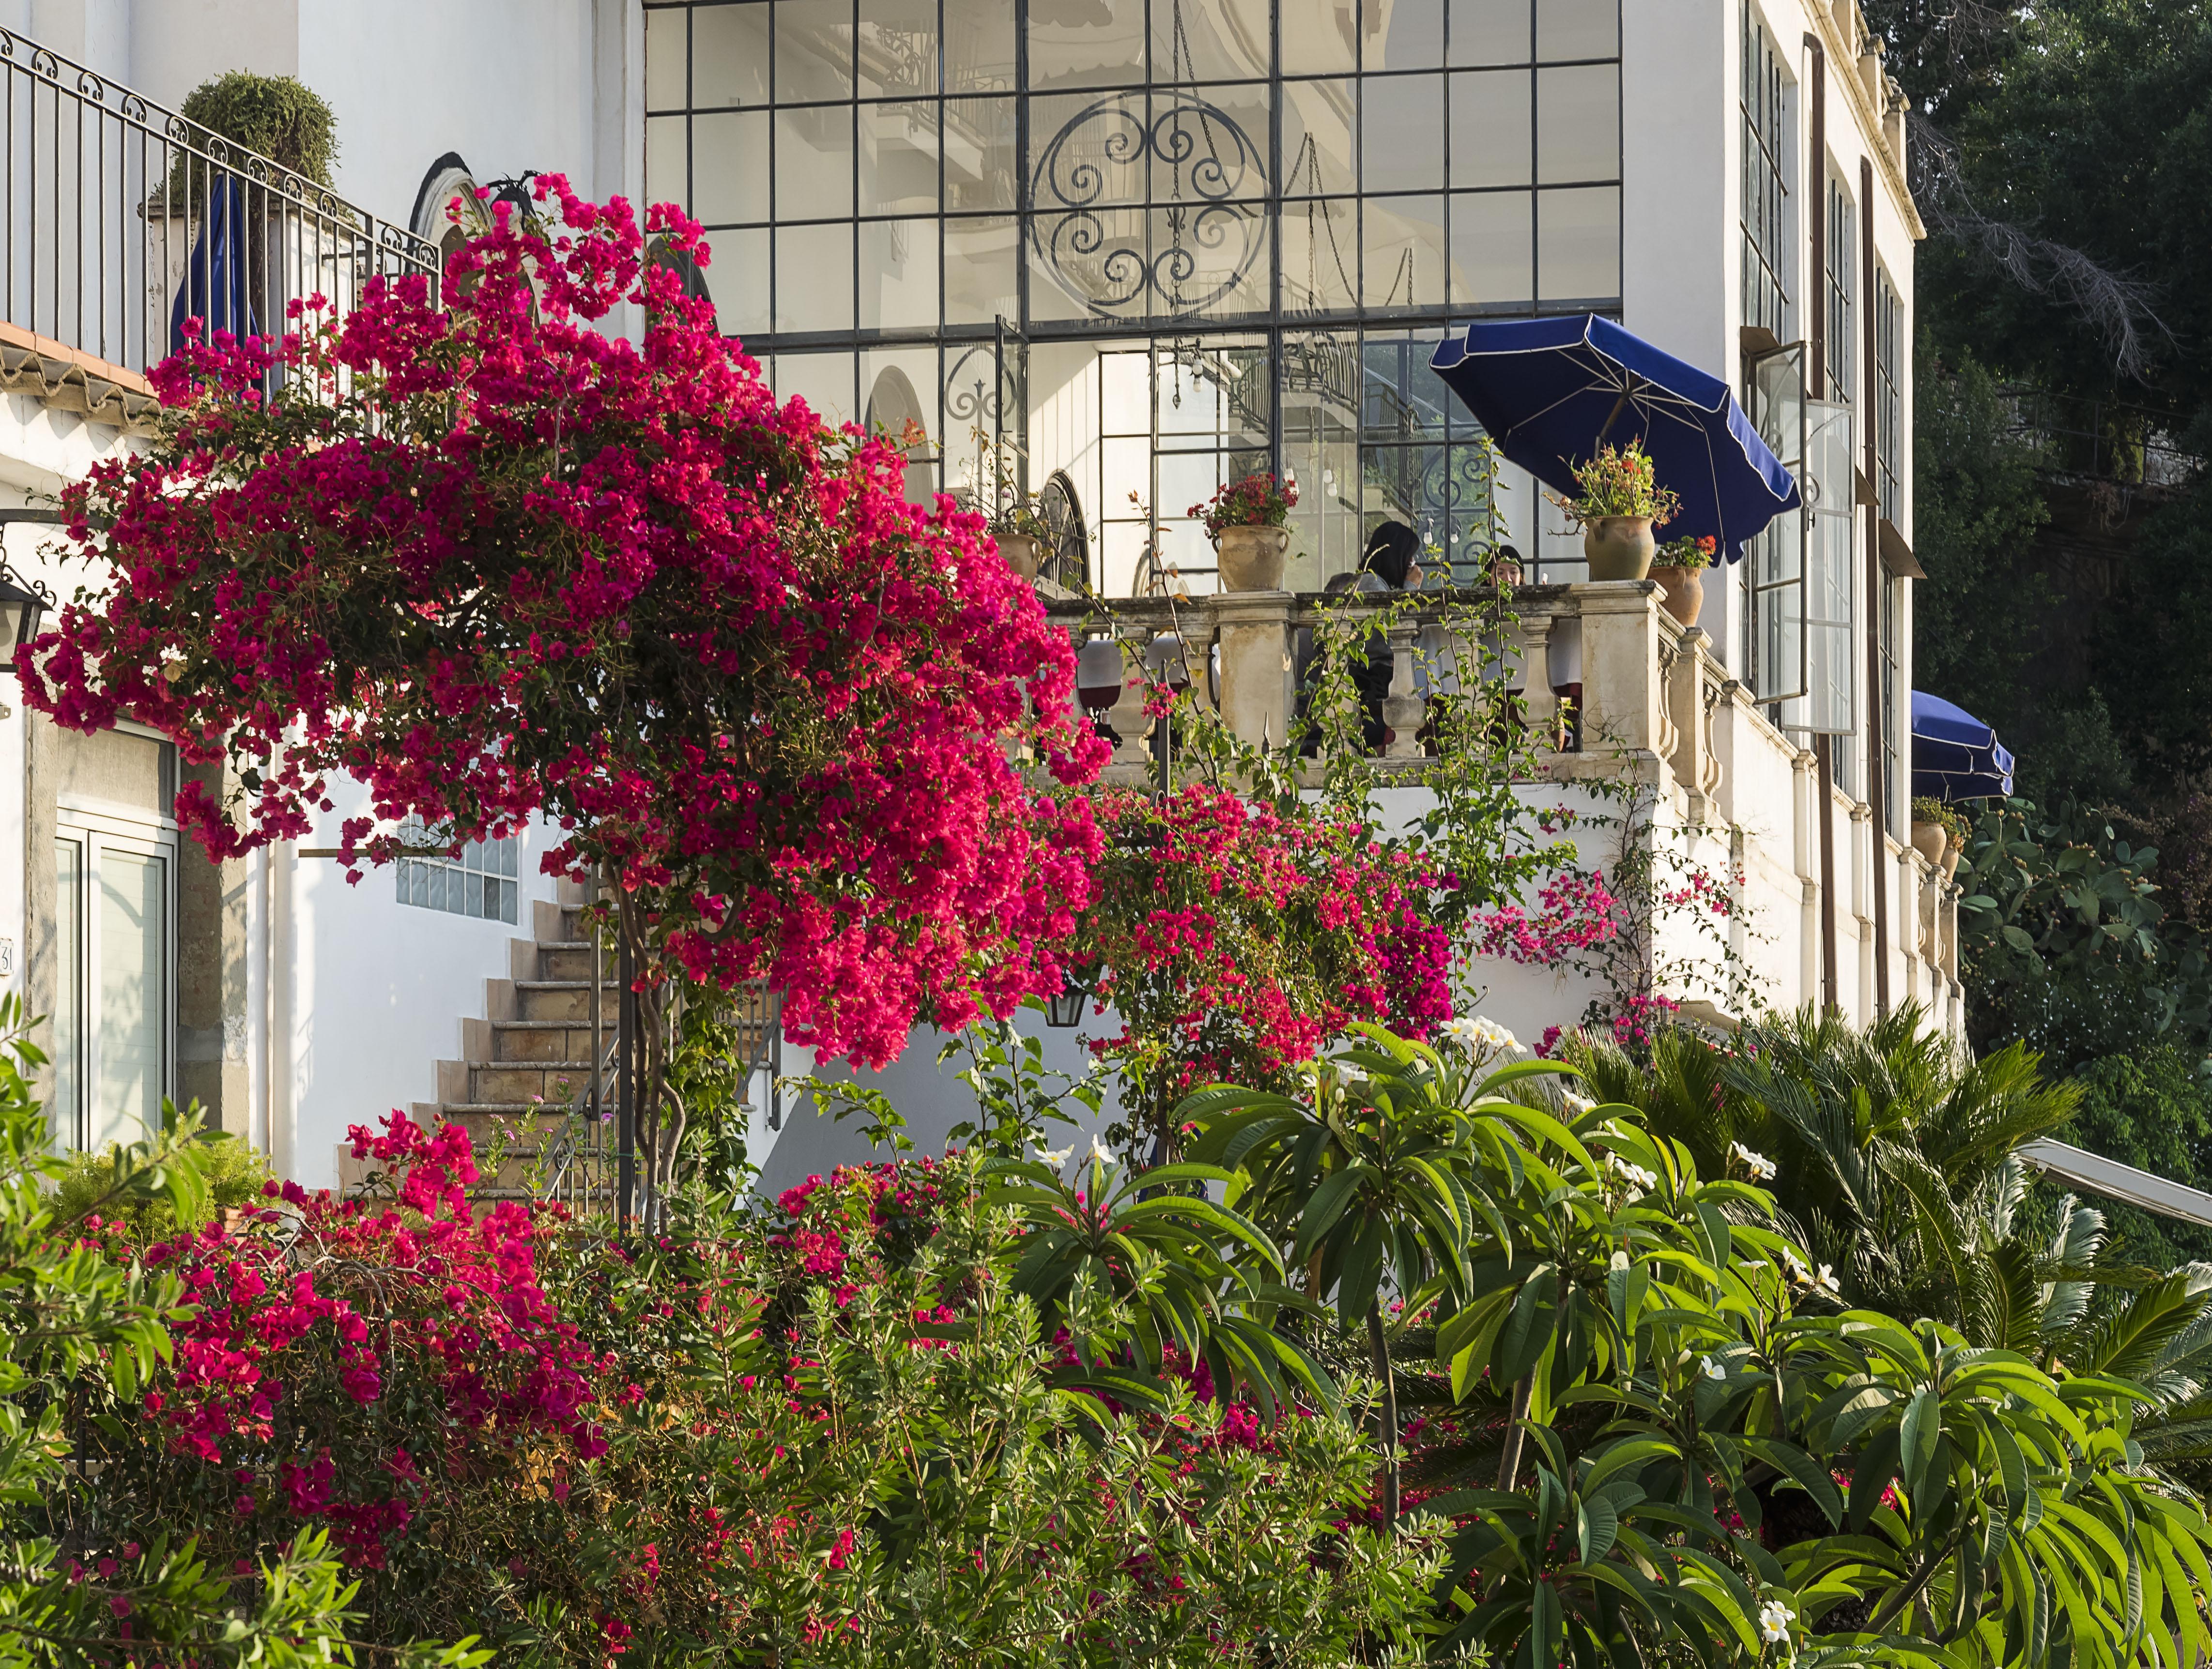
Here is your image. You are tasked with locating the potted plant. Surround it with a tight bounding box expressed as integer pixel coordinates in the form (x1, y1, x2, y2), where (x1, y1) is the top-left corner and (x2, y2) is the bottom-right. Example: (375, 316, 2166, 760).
(1554, 440, 1682, 582)
(1910, 796, 1968, 879)
(971, 428, 1055, 582)
(1192, 473, 1297, 591)
(1649, 533, 1717, 627)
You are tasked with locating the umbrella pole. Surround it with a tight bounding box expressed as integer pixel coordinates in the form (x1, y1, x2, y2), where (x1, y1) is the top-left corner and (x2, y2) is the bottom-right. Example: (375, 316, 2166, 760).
(1595, 374, 1641, 445)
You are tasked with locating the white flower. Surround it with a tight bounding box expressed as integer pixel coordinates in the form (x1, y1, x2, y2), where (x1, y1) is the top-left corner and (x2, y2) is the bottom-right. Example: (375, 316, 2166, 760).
(1701, 1355, 1725, 1381)
(1562, 1090, 1598, 1116)
(1033, 1143, 1074, 1168)
(1732, 1142, 1777, 1182)
(1756, 1599, 1794, 1644)
(1814, 1263, 1841, 1297)
(1601, 1151, 1658, 1201)
(1438, 1016, 1485, 1049)
(1609, 1249, 1630, 1272)
(1089, 1134, 1114, 1168)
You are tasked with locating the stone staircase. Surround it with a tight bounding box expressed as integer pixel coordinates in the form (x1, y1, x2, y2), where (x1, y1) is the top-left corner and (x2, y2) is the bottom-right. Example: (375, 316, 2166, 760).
(407, 881, 618, 1202)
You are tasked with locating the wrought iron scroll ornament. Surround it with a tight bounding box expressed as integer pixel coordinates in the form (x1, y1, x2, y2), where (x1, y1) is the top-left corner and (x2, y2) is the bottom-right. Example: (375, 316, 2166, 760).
(1029, 88, 1266, 320)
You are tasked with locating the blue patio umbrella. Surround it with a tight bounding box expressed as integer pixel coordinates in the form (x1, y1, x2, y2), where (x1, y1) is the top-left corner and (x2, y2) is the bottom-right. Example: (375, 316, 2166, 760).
(1911, 690, 2015, 801)
(1428, 314, 1800, 559)
(169, 175, 258, 355)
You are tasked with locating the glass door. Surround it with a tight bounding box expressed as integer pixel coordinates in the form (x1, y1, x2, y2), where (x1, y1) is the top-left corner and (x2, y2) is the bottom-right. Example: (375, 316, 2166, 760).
(52, 812, 176, 1151)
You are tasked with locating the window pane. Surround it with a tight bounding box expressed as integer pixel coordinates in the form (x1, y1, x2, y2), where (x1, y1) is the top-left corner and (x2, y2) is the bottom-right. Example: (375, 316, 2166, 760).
(776, 222, 856, 330)
(1450, 0, 1532, 66)
(944, 216, 1019, 323)
(1370, 0, 1444, 70)
(942, 96, 1017, 212)
(1152, 0, 1267, 81)
(771, 348, 857, 424)
(645, 115, 689, 214)
(696, 110, 773, 222)
(1363, 73, 1445, 192)
(1450, 68, 1531, 188)
(863, 349, 942, 501)
(1149, 204, 1268, 318)
(859, 217, 939, 329)
(96, 849, 165, 1148)
(1451, 189, 1533, 307)
(1029, 205, 1146, 321)
(858, 0, 935, 96)
(861, 100, 941, 214)
(465, 872, 484, 919)
(777, 0, 854, 102)
(776, 105, 854, 220)
(1537, 0, 1617, 61)
(1281, 198, 1357, 315)
(1029, 0, 1144, 90)
(1536, 63, 1617, 184)
(715, 226, 772, 341)
(1536, 184, 1618, 302)
(946, 0, 1017, 93)
(1363, 335, 1450, 442)
(1153, 86, 1269, 202)
(53, 837, 81, 1148)
(694, 3, 772, 107)
(1363, 195, 1447, 311)
(1031, 92, 1148, 208)
(645, 6, 688, 109)
(1281, 4, 1356, 74)
(1281, 79, 1356, 196)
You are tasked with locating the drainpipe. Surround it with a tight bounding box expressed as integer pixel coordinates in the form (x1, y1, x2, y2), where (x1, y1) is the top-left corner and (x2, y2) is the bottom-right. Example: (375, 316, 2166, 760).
(1805, 35, 1838, 1015)
(1861, 155, 1889, 1015)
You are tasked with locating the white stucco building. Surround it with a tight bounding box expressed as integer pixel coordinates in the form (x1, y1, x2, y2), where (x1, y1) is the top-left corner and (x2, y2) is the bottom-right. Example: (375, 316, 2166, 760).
(0, 0, 1953, 1193)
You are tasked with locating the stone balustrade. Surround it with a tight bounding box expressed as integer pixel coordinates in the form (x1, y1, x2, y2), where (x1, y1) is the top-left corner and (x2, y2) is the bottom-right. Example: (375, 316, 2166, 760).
(1044, 579, 1963, 1035)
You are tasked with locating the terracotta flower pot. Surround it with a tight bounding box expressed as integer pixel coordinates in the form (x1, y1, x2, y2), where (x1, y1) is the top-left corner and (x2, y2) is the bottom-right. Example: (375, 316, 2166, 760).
(996, 532, 1042, 581)
(1941, 846, 1962, 881)
(1215, 523, 1289, 591)
(1582, 515, 1656, 581)
(1910, 821, 1948, 866)
(1649, 564, 1705, 627)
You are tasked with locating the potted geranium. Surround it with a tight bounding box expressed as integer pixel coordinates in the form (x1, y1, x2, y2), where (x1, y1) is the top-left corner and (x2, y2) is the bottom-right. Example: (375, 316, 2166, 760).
(1555, 440, 1682, 582)
(1910, 796, 1968, 879)
(1192, 472, 1297, 591)
(1650, 533, 1717, 627)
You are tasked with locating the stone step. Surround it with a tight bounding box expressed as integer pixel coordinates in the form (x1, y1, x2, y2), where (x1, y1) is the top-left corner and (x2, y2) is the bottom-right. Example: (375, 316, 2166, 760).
(467, 1061, 593, 1104)
(536, 942, 603, 982)
(489, 1019, 604, 1065)
(515, 980, 597, 1023)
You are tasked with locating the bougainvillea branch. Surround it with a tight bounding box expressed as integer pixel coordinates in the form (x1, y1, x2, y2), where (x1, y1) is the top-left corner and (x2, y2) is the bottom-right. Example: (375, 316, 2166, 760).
(21, 178, 1105, 1217)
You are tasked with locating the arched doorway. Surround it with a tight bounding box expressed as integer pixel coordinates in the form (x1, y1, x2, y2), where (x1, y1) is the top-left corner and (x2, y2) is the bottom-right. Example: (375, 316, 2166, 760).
(864, 367, 937, 508)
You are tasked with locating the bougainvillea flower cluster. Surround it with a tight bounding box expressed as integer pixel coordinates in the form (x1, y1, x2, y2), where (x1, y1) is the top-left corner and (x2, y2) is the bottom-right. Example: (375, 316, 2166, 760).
(140, 1112, 603, 1571)
(21, 176, 1104, 1069)
(1082, 785, 1452, 1123)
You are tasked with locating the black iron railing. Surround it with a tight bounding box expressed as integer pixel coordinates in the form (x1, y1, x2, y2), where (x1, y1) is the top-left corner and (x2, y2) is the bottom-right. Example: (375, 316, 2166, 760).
(0, 28, 437, 398)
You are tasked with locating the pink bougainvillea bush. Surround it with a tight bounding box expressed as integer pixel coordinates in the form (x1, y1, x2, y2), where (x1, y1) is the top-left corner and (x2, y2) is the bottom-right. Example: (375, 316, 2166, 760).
(1080, 785, 1453, 1144)
(20, 176, 1104, 1207)
(75, 1120, 1445, 1664)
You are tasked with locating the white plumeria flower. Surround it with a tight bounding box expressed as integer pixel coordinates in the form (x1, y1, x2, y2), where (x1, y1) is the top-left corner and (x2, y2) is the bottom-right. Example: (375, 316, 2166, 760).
(1033, 1143, 1074, 1168)
(1701, 1355, 1725, 1381)
(1088, 1134, 1114, 1168)
(1438, 1016, 1485, 1050)
(1475, 1016, 1520, 1052)
(1600, 1151, 1658, 1202)
(1562, 1090, 1598, 1116)
(1732, 1141, 1777, 1181)
(1814, 1263, 1842, 1297)
(1756, 1599, 1794, 1644)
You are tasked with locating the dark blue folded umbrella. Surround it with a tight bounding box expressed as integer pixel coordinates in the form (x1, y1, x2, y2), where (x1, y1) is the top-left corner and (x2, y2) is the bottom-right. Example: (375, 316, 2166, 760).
(1428, 314, 1800, 560)
(1911, 690, 2014, 801)
(169, 175, 259, 355)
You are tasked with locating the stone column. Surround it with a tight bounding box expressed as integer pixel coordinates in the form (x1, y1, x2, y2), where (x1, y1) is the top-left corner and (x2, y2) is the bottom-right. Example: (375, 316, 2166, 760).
(1209, 592, 1293, 753)
(1569, 581, 1665, 764)
(1382, 621, 1424, 759)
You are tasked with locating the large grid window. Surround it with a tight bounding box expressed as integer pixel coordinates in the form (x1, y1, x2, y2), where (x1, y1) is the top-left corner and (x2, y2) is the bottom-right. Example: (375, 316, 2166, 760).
(397, 820, 521, 925)
(644, 0, 1622, 350)
(1823, 174, 1855, 405)
(1739, 5, 1790, 342)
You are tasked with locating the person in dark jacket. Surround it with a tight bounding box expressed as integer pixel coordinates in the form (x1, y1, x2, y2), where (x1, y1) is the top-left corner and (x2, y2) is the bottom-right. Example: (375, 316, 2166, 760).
(1351, 521, 1420, 749)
